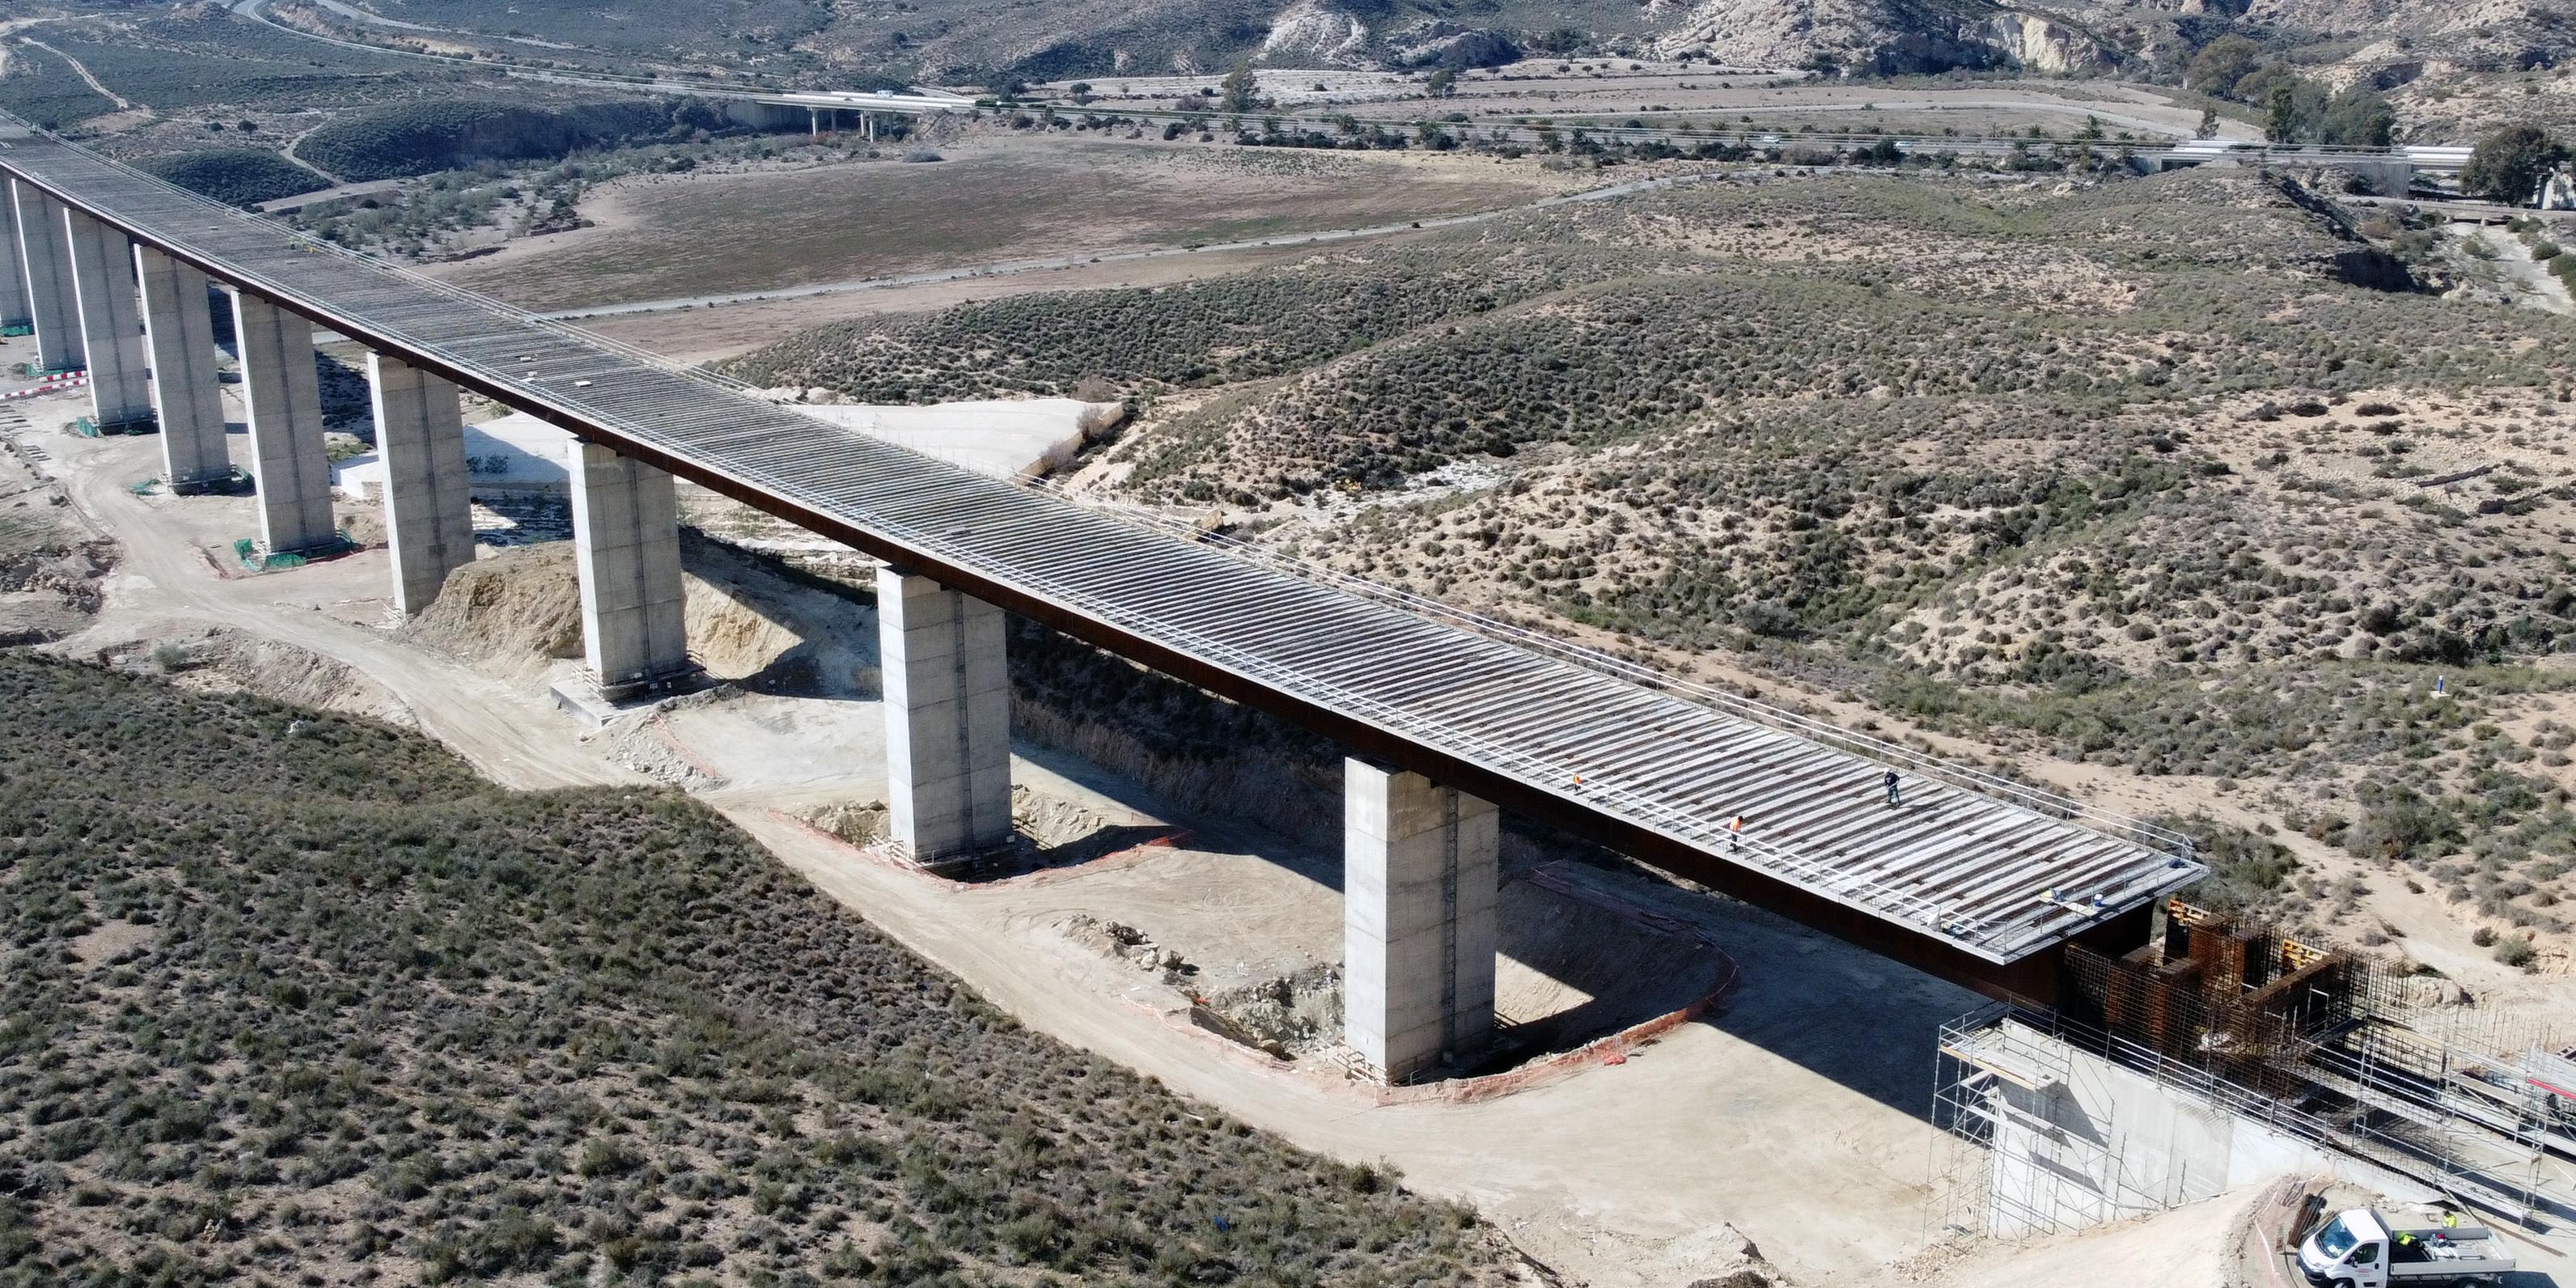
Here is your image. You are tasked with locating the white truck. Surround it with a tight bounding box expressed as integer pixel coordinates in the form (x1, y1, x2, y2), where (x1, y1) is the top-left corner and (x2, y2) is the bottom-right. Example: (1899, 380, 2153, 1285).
(2296, 1208, 2516, 1287)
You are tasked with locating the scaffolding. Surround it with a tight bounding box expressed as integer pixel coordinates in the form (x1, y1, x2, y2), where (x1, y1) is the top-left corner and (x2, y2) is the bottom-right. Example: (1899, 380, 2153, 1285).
(1930, 901, 2576, 1239)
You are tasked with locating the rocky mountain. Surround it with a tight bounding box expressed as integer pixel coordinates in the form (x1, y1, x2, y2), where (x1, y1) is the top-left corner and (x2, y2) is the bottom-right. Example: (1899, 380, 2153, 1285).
(248, 0, 2576, 99)
(1646, 0, 2120, 75)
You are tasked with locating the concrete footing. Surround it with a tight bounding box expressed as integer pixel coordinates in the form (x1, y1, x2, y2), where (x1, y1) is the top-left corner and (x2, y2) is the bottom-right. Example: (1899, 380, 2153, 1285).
(11, 180, 82, 372)
(368, 353, 474, 614)
(877, 566, 1011, 864)
(231, 290, 337, 553)
(1343, 759, 1498, 1083)
(63, 209, 151, 430)
(134, 247, 228, 488)
(567, 440, 690, 697)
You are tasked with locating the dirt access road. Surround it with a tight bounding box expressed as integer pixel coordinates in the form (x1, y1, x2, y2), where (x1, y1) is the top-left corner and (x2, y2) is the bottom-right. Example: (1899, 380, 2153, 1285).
(8, 375, 625, 794)
(24, 375, 1983, 1287)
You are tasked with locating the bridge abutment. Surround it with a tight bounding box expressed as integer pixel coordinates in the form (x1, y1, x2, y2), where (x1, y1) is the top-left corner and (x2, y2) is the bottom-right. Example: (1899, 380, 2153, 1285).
(568, 440, 691, 697)
(368, 353, 475, 614)
(231, 290, 337, 553)
(11, 180, 83, 371)
(134, 246, 229, 489)
(877, 566, 1012, 864)
(61, 208, 150, 430)
(1343, 759, 1498, 1083)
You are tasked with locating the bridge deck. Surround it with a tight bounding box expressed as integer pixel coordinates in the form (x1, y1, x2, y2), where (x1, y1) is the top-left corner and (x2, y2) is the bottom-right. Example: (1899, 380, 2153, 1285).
(0, 122, 2203, 967)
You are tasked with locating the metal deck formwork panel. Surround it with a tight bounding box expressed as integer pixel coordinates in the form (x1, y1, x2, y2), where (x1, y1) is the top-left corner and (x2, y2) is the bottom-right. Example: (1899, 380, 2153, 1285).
(0, 118, 2207, 968)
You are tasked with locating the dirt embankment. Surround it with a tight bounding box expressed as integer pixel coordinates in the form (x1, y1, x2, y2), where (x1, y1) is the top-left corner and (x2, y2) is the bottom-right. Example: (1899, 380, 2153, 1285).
(402, 532, 875, 693)
(0, 434, 118, 649)
(401, 542, 587, 672)
(94, 627, 413, 725)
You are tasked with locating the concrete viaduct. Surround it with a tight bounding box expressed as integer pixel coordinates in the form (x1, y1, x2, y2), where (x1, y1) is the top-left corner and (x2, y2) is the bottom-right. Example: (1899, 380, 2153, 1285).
(0, 117, 2206, 1083)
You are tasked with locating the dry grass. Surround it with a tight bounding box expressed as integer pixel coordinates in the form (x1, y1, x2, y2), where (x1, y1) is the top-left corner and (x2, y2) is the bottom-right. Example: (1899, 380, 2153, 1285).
(0, 654, 1519, 1286)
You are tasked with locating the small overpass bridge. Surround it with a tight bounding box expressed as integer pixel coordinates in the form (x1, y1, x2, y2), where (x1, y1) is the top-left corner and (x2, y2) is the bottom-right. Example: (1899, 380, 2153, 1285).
(0, 117, 2204, 1081)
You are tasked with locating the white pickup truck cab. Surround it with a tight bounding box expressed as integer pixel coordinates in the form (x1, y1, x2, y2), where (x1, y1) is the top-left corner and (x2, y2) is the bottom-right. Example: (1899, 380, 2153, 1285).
(2296, 1208, 2516, 1287)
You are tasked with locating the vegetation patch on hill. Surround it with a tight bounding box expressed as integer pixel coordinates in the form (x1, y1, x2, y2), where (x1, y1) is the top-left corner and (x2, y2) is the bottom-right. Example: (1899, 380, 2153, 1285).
(21, 12, 418, 115)
(296, 99, 727, 181)
(0, 655, 1512, 1286)
(137, 148, 330, 206)
(740, 165, 2576, 955)
(0, 44, 120, 133)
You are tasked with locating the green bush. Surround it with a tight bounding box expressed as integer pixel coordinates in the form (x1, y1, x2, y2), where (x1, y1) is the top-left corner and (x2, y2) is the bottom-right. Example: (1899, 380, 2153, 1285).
(138, 148, 329, 206)
(298, 99, 718, 181)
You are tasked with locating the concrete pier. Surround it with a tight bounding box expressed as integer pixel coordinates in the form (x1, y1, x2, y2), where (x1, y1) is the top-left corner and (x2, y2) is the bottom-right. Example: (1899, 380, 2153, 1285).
(877, 566, 1011, 863)
(231, 291, 337, 553)
(369, 353, 475, 614)
(0, 192, 28, 329)
(566, 440, 689, 696)
(134, 246, 229, 488)
(61, 208, 150, 429)
(11, 180, 82, 371)
(1343, 759, 1498, 1082)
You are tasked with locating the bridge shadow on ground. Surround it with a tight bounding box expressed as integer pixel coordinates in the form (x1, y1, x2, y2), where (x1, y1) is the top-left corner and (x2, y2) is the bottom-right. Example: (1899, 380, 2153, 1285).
(999, 739, 1977, 1118)
(630, 537, 1974, 1118)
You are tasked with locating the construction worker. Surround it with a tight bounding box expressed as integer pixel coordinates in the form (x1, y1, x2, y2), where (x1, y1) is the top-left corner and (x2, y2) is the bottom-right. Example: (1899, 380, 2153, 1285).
(1883, 769, 1902, 808)
(1728, 815, 1745, 851)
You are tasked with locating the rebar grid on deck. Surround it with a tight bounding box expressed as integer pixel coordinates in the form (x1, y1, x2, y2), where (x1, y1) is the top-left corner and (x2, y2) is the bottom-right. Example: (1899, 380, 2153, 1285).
(0, 118, 2205, 962)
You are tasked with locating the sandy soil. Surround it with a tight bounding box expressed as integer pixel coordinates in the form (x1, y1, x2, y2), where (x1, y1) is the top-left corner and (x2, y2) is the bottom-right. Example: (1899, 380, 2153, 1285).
(2457, 226, 2576, 317)
(431, 134, 1577, 312)
(1912, 1183, 2269, 1288)
(571, 237, 1364, 363)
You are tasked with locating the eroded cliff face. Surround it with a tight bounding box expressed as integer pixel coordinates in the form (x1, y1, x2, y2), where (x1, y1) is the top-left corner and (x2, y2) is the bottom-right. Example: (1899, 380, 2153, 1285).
(1261, 0, 1373, 65)
(1653, 0, 2114, 74)
(1978, 11, 2118, 74)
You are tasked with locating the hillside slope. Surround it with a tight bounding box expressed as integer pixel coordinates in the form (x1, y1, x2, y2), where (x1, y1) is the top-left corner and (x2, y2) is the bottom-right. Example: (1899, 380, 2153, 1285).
(0, 654, 1517, 1286)
(739, 167, 2576, 971)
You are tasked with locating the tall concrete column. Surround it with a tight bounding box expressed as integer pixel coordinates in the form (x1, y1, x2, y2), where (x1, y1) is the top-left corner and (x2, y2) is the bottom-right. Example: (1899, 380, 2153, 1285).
(1344, 759, 1498, 1083)
(0, 192, 28, 330)
(231, 290, 336, 553)
(11, 180, 82, 371)
(567, 440, 688, 696)
(62, 208, 150, 430)
(134, 246, 228, 489)
(877, 566, 1011, 863)
(369, 353, 475, 614)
